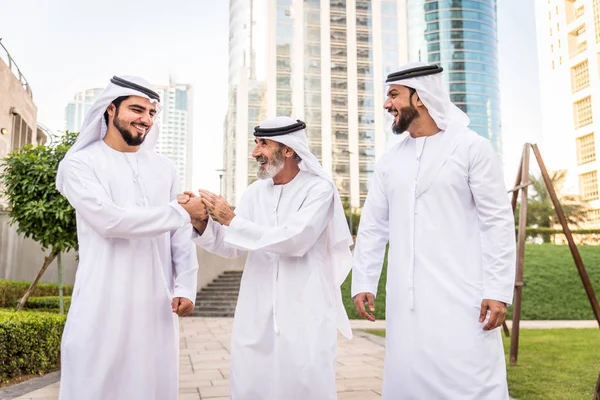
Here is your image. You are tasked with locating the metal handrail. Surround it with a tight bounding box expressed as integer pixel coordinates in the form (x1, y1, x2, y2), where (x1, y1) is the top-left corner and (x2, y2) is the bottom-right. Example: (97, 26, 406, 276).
(0, 39, 32, 98)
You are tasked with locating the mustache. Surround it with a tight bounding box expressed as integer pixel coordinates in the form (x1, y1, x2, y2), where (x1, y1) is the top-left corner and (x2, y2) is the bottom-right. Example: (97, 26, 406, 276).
(256, 156, 268, 163)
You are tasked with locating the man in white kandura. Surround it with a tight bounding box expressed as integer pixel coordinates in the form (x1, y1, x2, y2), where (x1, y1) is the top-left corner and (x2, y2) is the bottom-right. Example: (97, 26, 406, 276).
(56, 76, 203, 400)
(351, 62, 516, 399)
(180, 116, 353, 400)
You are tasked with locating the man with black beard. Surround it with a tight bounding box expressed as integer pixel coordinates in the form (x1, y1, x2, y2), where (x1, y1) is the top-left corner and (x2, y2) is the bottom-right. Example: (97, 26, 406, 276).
(179, 116, 353, 399)
(56, 76, 201, 400)
(351, 62, 516, 399)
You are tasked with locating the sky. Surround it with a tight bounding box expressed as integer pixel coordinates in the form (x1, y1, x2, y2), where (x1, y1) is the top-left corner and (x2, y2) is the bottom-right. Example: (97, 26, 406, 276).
(0, 0, 542, 193)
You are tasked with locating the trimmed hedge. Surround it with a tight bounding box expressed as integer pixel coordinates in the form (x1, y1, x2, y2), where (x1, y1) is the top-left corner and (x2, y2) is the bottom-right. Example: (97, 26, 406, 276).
(0, 310, 66, 382)
(25, 296, 71, 313)
(0, 280, 73, 308)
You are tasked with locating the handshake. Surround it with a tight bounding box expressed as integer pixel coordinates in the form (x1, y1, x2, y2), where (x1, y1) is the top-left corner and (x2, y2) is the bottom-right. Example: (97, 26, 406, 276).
(177, 189, 236, 227)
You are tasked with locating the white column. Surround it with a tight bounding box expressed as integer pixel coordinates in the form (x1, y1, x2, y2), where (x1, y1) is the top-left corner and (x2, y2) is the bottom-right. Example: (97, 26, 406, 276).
(185, 86, 194, 190)
(235, 68, 249, 206)
(292, 0, 305, 119)
(397, 0, 409, 65)
(346, 0, 360, 208)
(321, 0, 333, 175)
(266, 0, 278, 118)
(372, 0, 385, 159)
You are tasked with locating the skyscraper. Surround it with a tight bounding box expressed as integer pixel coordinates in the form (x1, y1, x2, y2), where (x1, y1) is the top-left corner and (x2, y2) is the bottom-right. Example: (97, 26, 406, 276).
(64, 88, 104, 134)
(154, 84, 194, 190)
(406, 0, 502, 151)
(536, 0, 600, 225)
(223, 0, 409, 207)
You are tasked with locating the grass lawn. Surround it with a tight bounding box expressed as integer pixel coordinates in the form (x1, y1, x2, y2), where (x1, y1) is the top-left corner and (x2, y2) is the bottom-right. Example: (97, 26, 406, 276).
(362, 328, 600, 400)
(342, 243, 600, 320)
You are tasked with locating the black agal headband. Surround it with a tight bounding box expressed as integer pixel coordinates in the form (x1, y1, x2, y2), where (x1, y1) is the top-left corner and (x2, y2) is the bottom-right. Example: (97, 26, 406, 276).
(254, 120, 306, 137)
(110, 76, 160, 101)
(386, 65, 443, 83)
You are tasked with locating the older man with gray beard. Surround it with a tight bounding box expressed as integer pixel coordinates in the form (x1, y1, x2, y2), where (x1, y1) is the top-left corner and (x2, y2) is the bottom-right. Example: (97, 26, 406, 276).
(179, 116, 353, 400)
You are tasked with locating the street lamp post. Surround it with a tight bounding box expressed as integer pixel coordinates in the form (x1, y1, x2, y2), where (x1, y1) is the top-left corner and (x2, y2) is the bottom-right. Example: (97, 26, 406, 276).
(216, 168, 225, 196)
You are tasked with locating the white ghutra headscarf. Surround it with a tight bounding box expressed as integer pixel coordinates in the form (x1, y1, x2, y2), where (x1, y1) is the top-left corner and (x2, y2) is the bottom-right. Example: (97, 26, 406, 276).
(385, 61, 470, 131)
(56, 75, 162, 192)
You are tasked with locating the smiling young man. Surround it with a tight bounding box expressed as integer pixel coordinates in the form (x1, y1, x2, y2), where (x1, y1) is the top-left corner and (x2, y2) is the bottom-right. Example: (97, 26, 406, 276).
(55, 76, 201, 400)
(351, 62, 516, 399)
(179, 116, 353, 400)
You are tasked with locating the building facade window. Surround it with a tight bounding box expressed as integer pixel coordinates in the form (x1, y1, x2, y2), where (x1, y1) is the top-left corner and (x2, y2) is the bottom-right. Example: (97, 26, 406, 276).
(574, 96, 593, 128)
(594, 0, 600, 43)
(571, 60, 590, 92)
(576, 132, 596, 165)
(10, 113, 33, 150)
(580, 170, 599, 200)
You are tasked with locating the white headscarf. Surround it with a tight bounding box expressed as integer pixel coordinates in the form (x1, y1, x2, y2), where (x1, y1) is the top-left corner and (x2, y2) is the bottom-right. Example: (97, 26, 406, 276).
(385, 61, 470, 131)
(56, 75, 161, 192)
(256, 116, 353, 338)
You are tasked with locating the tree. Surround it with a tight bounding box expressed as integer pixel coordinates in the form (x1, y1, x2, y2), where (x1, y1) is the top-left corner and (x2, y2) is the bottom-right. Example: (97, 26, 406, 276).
(342, 199, 361, 237)
(520, 170, 589, 242)
(0, 131, 78, 311)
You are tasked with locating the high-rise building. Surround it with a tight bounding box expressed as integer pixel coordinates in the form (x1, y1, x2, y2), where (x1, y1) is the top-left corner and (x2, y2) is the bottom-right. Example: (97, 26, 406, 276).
(406, 0, 502, 152)
(64, 88, 104, 133)
(535, 0, 600, 225)
(63, 83, 194, 189)
(154, 84, 194, 190)
(223, 0, 409, 207)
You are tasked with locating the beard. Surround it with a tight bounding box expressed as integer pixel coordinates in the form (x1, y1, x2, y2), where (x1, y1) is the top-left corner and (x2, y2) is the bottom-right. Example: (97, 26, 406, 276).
(113, 109, 149, 146)
(391, 102, 419, 135)
(256, 149, 285, 180)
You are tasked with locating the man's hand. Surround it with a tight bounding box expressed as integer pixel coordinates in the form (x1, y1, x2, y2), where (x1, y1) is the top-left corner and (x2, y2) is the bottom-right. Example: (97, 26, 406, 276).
(353, 292, 376, 322)
(171, 297, 194, 317)
(180, 196, 208, 221)
(199, 190, 236, 226)
(479, 299, 507, 331)
(176, 191, 196, 205)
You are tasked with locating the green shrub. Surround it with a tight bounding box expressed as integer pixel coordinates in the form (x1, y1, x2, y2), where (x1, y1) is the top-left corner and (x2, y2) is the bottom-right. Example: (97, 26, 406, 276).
(0, 310, 66, 382)
(25, 297, 71, 313)
(0, 280, 73, 308)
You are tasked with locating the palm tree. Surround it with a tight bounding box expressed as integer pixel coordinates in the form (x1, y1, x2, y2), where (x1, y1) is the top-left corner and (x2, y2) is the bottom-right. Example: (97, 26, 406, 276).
(519, 170, 589, 242)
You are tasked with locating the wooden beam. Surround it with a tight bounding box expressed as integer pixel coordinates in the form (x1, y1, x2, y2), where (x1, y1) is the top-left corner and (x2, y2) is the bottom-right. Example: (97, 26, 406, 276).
(510, 144, 530, 365)
(507, 181, 532, 193)
(531, 144, 600, 328)
(503, 150, 526, 338)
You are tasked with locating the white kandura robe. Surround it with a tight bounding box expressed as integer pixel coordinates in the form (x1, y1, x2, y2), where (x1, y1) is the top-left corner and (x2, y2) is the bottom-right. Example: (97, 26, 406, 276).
(194, 170, 343, 400)
(352, 127, 516, 399)
(58, 140, 198, 400)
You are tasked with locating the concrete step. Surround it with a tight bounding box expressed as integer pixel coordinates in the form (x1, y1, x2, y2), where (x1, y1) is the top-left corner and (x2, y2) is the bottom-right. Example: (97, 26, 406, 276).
(210, 278, 242, 283)
(207, 282, 241, 288)
(193, 270, 242, 318)
(200, 286, 240, 293)
(194, 305, 236, 312)
(190, 311, 235, 318)
(195, 299, 238, 306)
(199, 291, 239, 296)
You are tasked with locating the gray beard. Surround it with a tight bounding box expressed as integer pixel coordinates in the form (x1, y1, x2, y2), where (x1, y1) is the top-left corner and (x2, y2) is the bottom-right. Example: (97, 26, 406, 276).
(257, 155, 284, 180)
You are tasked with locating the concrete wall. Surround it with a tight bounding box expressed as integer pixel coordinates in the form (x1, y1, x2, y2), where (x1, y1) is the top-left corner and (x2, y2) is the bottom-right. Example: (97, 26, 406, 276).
(0, 56, 38, 160)
(0, 212, 246, 289)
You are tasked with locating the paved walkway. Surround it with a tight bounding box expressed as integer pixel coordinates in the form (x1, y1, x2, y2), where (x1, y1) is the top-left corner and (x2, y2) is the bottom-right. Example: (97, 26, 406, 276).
(11, 318, 595, 399)
(12, 318, 386, 400)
